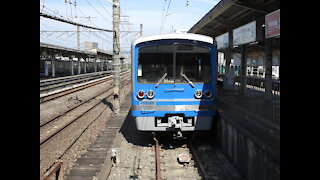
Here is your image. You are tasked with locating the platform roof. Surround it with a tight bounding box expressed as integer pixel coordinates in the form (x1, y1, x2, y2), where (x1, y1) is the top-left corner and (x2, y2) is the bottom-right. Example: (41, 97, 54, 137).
(188, 0, 280, 38)
(40, 42, 95, 56)
(40, 42, 112, 59)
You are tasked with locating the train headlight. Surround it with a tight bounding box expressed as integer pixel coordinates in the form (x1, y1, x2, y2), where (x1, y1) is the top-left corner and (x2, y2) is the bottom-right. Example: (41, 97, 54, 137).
(204, 90, 212, 98)
(137, 90, 145, 99)
(194, 90, 202, 99)
(147, 90, 155, 99)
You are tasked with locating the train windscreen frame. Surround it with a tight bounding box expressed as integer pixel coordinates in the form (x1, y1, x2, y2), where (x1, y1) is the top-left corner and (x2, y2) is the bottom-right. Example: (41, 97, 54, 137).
(137, 43, 211, 84)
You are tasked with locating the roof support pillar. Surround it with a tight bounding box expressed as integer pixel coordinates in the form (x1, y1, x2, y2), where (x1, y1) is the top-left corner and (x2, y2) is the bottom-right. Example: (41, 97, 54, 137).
(44, 61, 49, 76)
(265, 38, 273, 100)
(240, 45, 247, 95)
(51, 55, 55, 78)
(70, 58, 74, 76)
(84, 58, 87, 74)
(101, 60, 104, 71)
(94, 58, 97, 72)
(78, 57, 81, 75)
(223, 30, 234, 90)
(51, 59, 55, 78)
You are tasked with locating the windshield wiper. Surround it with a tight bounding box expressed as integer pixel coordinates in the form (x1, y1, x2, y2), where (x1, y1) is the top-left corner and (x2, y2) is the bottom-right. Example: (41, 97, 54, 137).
(181, 73, 195, 88)
(155, 73, 168, 88)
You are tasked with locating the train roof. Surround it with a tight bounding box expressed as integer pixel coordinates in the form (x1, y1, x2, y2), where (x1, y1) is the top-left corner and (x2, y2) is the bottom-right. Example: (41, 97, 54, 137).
(132, 33, 213, 47)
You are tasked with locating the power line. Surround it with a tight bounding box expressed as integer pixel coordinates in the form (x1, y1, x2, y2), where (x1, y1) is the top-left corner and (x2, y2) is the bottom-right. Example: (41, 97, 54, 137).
(160, 0, 172, 33)
(40, 4, 62, 17)
(40, 12, 113, 32)
(73, 2, 104, 28)
(40, 0, 135, 52)
(85, 0, 112, 24)
(160, 0, 167, 33)
(96, 0, 112, 17)
(40, 0, 47, 13)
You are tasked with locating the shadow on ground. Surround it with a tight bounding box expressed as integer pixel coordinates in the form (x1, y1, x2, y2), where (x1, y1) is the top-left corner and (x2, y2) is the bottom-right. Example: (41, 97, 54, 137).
(120, 111, 198, 149)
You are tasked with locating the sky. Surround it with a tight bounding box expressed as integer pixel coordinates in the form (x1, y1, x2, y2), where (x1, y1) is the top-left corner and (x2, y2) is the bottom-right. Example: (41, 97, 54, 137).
(40, 0, 219, 53)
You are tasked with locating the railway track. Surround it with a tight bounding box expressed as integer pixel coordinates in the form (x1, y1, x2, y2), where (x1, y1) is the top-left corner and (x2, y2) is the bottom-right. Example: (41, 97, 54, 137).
(40, 70, 130, 103)
(40, 71, 131, 177)
(40, 70, 113, 93)
(108, 127, 242, 180)
(148, 133, 242, 180)
(153, 135, 200, 180)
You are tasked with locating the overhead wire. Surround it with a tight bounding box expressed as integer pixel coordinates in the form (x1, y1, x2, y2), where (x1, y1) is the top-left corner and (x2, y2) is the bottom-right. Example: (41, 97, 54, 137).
(40, 0, 135, 52)
(96, 0, 112, 17)
(78, 1, 112, 49)
(40, 4, 62, 17)
(40, 12, 113, 32)
(160, 0, 172, 33)
(160, 0, 167, 33)
(85, 0, 112, 24)
(41, 0, 47, 13)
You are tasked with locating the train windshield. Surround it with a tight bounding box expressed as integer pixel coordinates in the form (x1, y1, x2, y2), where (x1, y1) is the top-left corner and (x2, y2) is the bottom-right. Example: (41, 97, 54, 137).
(137, 43, 211, 84)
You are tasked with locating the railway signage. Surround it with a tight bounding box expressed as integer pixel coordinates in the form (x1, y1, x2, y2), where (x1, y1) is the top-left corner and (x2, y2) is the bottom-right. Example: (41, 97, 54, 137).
(215, 32, 228, 49)
(233, 21, 256, 46)
(265, 9, 280, 38)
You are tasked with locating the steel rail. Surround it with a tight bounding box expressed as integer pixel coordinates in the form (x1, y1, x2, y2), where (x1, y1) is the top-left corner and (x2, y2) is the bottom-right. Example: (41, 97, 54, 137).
(40, 71, 112, 84)
(40, 71, 130, 103)
(40, 82, 109, 128)
(153, 134, 162, 180)
(40, 77, 111, 103)
(40, 160, 63, 180)
(40, 78, 130, 145)
(40, 74, 108, 92)
(40, 73, 108, 87)
(40, 70, 128, 89)
(41, 80, 131, 179)
(40, 73, 130, 127)
(189, 135, 209, 180)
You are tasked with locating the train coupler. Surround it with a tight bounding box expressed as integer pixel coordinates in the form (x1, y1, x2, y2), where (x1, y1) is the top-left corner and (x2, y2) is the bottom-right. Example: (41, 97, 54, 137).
(168, 116, 183, 128)
(173, 130, 186, 139)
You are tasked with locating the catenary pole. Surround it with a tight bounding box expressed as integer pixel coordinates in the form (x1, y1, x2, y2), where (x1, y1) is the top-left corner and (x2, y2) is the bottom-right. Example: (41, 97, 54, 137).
(113, 0, 120, 114)
(77, 25, 80, 50)
(140, 24, 143, 36)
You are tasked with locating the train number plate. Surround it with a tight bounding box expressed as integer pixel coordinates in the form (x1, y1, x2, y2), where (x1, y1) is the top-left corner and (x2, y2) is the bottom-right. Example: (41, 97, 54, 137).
(139, 101, 156, 111)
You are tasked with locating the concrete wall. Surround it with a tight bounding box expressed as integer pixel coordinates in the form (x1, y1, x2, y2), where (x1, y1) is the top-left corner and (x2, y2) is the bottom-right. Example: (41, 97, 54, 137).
(214, 113, 280, 180)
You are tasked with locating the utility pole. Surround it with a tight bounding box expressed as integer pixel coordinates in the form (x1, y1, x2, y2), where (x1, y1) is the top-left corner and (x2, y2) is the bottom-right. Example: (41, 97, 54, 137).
(77, 25, 80, 50)
(113, 0, 121, 114)
(140, 24, 143, 36)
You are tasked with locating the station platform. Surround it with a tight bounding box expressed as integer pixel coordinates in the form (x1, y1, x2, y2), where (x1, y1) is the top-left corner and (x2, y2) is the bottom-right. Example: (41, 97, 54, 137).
(64, 93, 131, 180)
(215, 85, 280, 180)
(217, 83, 280, 131)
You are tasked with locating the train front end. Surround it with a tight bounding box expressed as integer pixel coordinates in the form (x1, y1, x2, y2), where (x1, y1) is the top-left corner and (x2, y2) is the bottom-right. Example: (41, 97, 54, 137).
(131, 34, 217, 132)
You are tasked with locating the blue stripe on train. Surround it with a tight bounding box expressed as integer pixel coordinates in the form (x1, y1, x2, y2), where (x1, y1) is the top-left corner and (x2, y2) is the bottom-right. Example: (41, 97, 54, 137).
(131, 110, 216, 117)
(131, 99, 216, 106)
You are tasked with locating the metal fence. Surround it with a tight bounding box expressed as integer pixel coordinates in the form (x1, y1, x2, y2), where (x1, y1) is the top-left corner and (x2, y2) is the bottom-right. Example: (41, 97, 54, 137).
(234, 76, 280, 130)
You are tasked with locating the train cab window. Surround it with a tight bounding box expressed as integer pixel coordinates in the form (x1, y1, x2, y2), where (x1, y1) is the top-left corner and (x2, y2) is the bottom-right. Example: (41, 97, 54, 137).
(175, 44, 211, 83)
(138, 44, 174, 83)
(137, 43, 211, 84)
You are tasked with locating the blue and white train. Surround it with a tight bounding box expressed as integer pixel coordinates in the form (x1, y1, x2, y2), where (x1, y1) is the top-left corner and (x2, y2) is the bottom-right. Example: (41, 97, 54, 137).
(131, 33, 217, 134)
